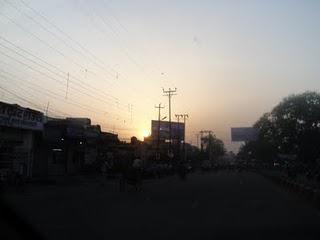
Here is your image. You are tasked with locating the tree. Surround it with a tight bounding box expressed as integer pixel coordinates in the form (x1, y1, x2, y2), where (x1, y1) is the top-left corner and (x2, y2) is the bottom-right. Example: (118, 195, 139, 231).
(271, 92, 320, 164)
(239, 91, 320, 165)
(202, 134, 226, 160)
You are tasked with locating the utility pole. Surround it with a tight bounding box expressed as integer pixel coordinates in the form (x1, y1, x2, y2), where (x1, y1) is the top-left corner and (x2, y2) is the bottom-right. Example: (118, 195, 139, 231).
(163, 88, 177, 158)
(182, 114, 189, 162)
(155, 103, 165, 160)
(175, 114, 183, 161)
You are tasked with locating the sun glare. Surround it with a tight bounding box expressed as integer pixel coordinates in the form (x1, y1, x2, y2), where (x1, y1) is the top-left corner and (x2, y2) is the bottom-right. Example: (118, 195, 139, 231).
(142, 129, 150, 138)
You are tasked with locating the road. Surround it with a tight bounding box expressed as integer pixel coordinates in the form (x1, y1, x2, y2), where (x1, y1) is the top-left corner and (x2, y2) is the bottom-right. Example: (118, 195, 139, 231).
(2, 171, 320, 240)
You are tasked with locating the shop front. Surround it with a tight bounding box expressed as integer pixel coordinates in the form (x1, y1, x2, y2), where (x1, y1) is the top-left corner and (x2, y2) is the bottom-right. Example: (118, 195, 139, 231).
(0, 102, 44, 180)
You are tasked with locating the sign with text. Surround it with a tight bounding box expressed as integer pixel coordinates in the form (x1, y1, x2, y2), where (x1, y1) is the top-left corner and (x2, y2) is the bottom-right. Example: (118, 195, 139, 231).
(151, 120, 185, 141)
(231, 127, 258, 142)
(0, 102, 44, 131)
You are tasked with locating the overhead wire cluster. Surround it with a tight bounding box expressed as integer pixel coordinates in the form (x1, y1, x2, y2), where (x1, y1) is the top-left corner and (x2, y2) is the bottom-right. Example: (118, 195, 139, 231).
(0, 0, 168, 135)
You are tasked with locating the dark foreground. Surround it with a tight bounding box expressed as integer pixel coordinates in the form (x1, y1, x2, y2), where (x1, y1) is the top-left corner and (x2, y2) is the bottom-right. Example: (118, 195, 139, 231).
(2, 171, 320, 240)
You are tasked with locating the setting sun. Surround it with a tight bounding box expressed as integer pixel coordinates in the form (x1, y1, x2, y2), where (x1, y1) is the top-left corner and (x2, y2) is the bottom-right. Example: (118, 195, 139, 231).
(142, 129, 150, 138)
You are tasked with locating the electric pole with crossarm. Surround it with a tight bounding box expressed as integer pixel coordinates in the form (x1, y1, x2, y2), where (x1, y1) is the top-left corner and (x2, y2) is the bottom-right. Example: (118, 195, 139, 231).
(181, 114, 189, 162)
(155, 103, 165, 159)
(175, 114, 183, 161)
(163, 88, 177, 159)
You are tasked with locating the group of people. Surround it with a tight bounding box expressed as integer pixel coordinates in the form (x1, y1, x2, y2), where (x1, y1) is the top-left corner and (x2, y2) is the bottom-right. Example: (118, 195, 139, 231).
(100, 158, 193, 191)
(101, 158, 143, 191)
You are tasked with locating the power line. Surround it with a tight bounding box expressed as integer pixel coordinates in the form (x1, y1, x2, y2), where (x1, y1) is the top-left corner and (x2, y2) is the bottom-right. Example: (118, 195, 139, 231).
(18, 0, 118, 78)
(2, 0, 182, 115)
(74, 1, 161, 105)
(0, 1, 167, 129)
(0, 10, 154, 113)
(4, 0, 97, 67)
(0, 46, 130, 112)
(88, 1, 143, 70)
(0, 37, 131, 112)
(0, 53, 137, 134)
(0, 34, 123, 106)
(0, 71, 96, 115)
(0, 11, 88, 74)
(96, 0, 169, 79)
(15, 0, 160, 106)
(99, 0, 131, 34)
(0, 84, 68, 117)
(3, 0, 123, 88)
(95, 0, 189, 113)
(0, 75, 69, 116)
(0, 68, 129, 121)
(0, 74, 136, 134)
(0, 11, 134, 111)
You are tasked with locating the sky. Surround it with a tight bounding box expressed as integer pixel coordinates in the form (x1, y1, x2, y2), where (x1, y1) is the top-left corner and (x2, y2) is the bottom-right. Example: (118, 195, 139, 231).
(0, 0, 320, 152)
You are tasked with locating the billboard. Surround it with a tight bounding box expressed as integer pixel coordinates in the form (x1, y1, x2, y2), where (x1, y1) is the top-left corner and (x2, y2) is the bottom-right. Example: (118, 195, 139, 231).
(0, 101, 44, 131)
(151, 120, 185, 140)
(231, 127, 258, 142)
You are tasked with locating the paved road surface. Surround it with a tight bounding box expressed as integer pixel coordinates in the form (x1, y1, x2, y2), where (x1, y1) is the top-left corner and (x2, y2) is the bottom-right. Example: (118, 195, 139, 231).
(2, 171, 320, 240)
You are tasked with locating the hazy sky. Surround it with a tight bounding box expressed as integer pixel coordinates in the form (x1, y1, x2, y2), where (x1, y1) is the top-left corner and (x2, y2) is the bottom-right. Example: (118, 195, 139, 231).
(0, 0, 320, 151)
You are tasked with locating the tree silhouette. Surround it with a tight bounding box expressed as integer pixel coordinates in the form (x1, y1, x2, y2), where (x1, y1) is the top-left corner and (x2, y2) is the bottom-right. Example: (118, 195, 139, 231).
(239, 91, 320, 166)
(202, 134, 226, 160)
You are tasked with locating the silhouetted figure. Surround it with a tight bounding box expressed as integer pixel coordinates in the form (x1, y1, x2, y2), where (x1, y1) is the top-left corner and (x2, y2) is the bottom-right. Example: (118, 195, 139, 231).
(119, 159, 142, 192)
